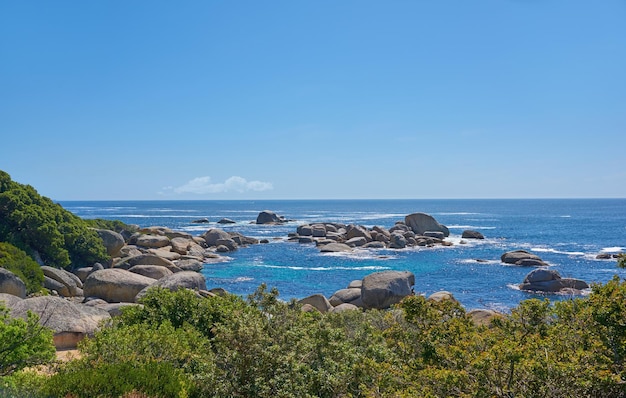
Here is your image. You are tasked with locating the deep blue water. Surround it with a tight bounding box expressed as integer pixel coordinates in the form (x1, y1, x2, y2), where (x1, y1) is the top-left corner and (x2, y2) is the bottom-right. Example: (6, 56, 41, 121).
(61, 199, 626, 311)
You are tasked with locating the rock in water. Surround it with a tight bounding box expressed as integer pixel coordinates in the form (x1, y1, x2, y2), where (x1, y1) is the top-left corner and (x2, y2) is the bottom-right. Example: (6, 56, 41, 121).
(519, 268, 589, 293)
(361, 271, 415, 309)
(462, 230, 485, 239)
(256, 210, 285, 224)
(404, 213, 449, 237)
(501, 250, 549, 266)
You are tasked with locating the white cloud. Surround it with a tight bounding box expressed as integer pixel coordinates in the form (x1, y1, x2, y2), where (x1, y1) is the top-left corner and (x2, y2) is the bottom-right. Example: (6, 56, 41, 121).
(166, 176, 273, 195)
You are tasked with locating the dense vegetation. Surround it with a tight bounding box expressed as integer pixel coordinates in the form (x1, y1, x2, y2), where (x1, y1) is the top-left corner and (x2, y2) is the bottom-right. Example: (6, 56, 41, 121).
(2, 278, 626, 397)
(0, 242, 44, 294)
(0, 171, 109, 269)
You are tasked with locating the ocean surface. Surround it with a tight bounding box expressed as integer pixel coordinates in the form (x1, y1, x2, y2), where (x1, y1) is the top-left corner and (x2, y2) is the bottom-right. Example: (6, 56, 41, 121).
(61, 199, 626, 312)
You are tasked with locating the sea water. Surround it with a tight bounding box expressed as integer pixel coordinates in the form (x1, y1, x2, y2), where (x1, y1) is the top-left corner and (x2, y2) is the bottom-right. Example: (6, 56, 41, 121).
(62, 199, 626, 311)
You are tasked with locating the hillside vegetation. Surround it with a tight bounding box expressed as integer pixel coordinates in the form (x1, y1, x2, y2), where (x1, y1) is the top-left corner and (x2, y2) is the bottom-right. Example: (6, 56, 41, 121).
(0, 170, 109, 269)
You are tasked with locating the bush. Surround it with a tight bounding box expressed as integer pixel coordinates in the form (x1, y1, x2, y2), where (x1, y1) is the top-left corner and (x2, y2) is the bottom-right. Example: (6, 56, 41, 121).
(0, 242, 44, 294)
(0, 170, 109, 269)
(45, 360, 193, 398)
(42, 281, 626, 398)
(0, 303, 55, 376)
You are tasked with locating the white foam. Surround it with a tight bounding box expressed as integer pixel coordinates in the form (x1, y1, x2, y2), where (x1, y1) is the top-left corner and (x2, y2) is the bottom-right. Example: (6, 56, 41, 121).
(447, 225, 497, 230)
(233, 277, 254, 282)
(433, 212, 481, 215)
(601, 247, 624, 253)
(251, 264, 390, 271)
(459, 259, 500, 265)
(530, 247, 586, 256)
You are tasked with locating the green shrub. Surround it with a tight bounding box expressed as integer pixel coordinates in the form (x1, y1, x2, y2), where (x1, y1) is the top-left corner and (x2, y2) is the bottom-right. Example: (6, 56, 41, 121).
(0, 303, 55, 376)
(0, 242, 44, 294)
(45, 360, 193, 398)
(0, 369, 48, 398)
(0, 170, 109, 269)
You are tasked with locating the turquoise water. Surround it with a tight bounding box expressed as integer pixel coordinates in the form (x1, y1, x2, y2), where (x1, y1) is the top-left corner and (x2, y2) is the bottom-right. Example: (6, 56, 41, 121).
(62, 199, 626, 311)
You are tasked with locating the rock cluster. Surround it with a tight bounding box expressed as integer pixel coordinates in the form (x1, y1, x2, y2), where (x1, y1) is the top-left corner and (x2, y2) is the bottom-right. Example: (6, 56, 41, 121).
(0, 224, 262, 349)
(290, 212, 453, 252)
(300, 270, 415, 311)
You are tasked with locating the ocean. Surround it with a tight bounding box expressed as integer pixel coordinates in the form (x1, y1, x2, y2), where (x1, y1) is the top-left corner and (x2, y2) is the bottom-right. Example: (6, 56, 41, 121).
(61, 199, 626, 312)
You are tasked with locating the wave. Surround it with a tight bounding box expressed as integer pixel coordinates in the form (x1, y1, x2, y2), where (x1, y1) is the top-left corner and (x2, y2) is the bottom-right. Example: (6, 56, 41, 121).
(458, 259, 501, 265)
(252, 263, 390, 271)
(530, 247, 586, 256)
(433, 212, 481, 215)
(601, 247, 624, 253)
(447, 225, 497, 230)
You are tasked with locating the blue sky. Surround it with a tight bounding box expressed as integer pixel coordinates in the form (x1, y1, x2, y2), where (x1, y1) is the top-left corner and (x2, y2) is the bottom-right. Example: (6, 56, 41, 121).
(1, 1, 625, 200)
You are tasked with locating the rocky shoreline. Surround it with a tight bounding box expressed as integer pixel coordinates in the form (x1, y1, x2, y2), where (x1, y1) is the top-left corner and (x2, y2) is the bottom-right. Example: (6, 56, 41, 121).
(0, 210, 608, 351)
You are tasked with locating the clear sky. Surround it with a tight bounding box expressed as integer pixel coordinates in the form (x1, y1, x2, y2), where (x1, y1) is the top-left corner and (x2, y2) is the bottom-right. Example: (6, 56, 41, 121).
(1, 1, 625, 200)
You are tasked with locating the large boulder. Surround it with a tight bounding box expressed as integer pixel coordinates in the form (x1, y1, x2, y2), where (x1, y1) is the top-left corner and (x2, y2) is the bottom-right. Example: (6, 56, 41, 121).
(84, 269, 156, 303)
(329, 288, 362, 307)
(319, 243, 353, 253)
(519, 269, 589, 293)
(136, 234, 171, 248)
(256, 210, 285, 224)
(404, 213, 449, 237)
(9, 296, 111, 349)
(128, 265, 173, 280)
(41, 266, 80, 297)
(462, 230, 485, 239)
(134, 271, 207, 302)
(117, 254, 180, 272)
(298, 294, 333, 313)
(361, 271, 415, 309)
(501, 250, 549, 266)
(427, 291, 458, 303)
(0, 292, 23, 307)
(468, 309, 502, 327)
(202, 228, 232, 246)
(0, 268, 26, 298)
(96, 229, 126, 257)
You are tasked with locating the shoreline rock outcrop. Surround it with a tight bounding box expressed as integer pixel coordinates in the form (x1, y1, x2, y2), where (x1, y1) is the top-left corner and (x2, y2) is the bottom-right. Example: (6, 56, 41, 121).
(519, 268, 589, 293)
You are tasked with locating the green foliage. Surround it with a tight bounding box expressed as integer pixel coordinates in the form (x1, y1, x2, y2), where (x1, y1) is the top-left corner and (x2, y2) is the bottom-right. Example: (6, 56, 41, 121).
(0, 170, 109, 268)
(617, 253, 626, 269)
(45, 360, 193, 398)
(0, 303, 55, 376)
(0, 242, 44, 294)
(0, 369, 48, 398)
(38, 279, 626, 398)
